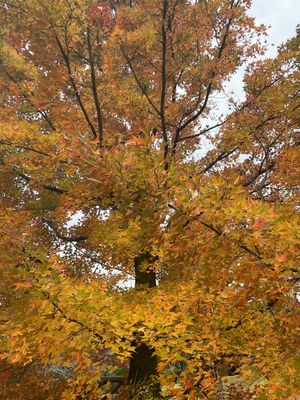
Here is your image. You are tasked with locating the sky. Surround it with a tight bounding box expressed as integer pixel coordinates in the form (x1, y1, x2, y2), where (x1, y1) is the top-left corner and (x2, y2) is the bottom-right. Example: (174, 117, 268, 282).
(251, 0, 300, 54)
(197, 0, 300, 156)
(222, 0, 300, 107)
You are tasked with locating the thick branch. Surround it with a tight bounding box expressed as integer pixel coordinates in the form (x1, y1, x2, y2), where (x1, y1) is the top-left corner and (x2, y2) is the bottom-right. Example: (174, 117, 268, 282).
(87, 28, 104, 145)
(160, 0, 169, 151)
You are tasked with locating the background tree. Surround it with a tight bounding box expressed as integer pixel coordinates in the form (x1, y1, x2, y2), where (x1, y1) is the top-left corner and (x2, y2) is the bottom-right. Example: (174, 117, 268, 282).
(0, 1, 299, 399)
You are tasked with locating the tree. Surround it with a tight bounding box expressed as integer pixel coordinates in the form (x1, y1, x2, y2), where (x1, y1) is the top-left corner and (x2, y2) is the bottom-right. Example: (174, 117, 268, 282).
(0, 1, 299, 398)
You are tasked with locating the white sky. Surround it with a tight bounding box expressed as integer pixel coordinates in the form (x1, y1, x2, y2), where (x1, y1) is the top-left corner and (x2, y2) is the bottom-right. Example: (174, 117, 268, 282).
(223, 0, 299, 104)
(197, 0, 299, 156)
(251, 0, 300, 55)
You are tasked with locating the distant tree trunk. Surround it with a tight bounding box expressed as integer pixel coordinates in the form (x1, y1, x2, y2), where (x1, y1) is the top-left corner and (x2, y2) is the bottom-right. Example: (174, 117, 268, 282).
(133, 252, 157, 288)
(128, 252, 160, 398)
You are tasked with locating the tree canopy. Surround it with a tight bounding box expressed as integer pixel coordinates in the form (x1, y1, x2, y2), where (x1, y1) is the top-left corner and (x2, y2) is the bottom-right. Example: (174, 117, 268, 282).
(0, 1, 299, 399)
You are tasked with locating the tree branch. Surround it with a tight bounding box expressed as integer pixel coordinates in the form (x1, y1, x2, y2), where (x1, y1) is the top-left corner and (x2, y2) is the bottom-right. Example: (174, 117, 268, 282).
(160, 0, 169, 157)
(15, 171, 67, 194)
(87, 28, 104, 145)
(120, 45, 161, 116)
(0, 140, 50, 157)
(55, 32, 97, 139)
(41, 290, 104, 342)
(173, 3, 234, 145)
(43, 218, 88, 242)
(0, 65, 56, 131)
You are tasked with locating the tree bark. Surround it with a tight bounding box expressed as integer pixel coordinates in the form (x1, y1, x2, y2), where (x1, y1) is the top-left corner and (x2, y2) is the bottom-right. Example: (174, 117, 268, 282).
(128, 252, 160, 398)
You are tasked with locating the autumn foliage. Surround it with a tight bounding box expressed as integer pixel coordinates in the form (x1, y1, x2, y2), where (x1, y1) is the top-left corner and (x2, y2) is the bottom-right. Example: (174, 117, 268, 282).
(0, 1, 299, 399)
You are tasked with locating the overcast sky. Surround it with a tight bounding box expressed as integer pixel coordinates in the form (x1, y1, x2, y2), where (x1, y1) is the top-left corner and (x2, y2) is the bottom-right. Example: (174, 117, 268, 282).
(251, 0, 299, 55)
(223, 0, 299, 104)
(197, 0, 299, 156)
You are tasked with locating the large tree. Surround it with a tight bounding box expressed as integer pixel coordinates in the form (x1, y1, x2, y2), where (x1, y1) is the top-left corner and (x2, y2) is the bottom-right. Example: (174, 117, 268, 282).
(0, 1, 299, 399)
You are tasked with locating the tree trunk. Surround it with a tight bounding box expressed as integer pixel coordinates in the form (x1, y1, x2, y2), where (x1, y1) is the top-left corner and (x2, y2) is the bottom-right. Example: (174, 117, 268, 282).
(134, 252, 157, 288)
(128, 252, 160, 398)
